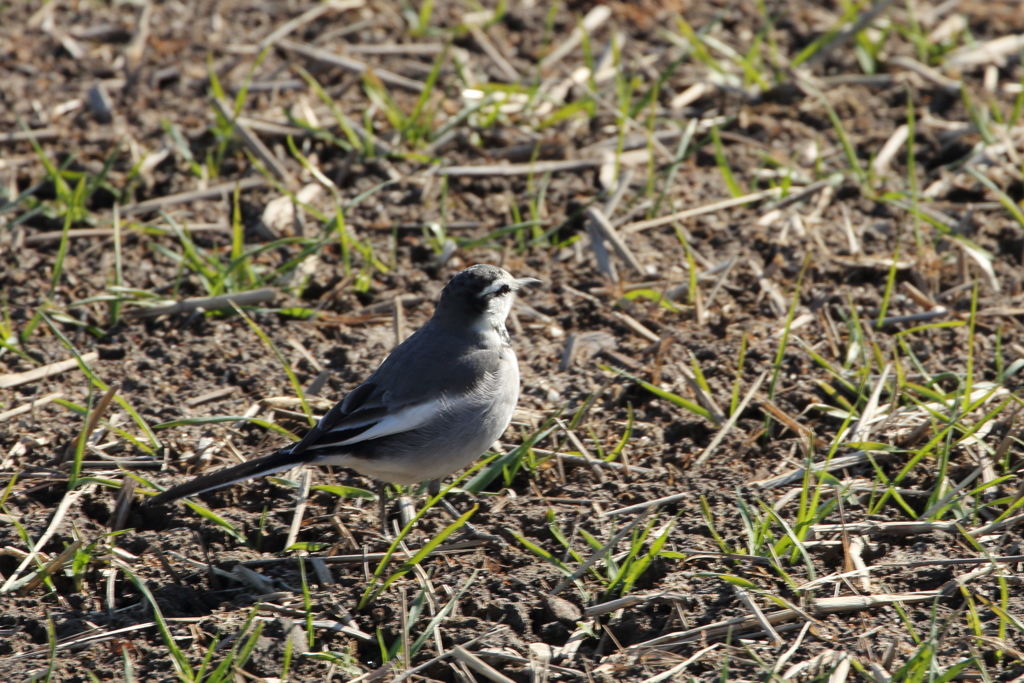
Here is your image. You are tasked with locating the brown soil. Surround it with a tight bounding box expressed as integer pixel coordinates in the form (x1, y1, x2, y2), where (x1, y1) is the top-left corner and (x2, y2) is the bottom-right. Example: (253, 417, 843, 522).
(2, 0, 1023, 681)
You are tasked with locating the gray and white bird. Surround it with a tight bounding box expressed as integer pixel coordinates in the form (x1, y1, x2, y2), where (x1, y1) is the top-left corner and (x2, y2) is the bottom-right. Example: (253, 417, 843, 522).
(148, 265, 538, 532)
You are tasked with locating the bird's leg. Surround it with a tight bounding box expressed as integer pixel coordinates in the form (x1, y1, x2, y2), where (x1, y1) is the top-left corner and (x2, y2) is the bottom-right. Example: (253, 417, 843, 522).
(428, 479, 502, 544)
(377, 481, 391, 538)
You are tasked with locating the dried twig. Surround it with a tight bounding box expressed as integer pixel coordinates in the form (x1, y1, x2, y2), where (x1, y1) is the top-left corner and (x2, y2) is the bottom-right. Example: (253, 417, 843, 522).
(529, 449, 655, 475)
(1, 488, 89, 593)
(213, 98, 297, 187)
(0, 128, 60, 144)
(0, 392, 64, 422)
(734, 584, 782, 645)
(258, 0, 366, 50)
(811, 520, 958, 536)
(124, 288, 276, 318)
(621, 188, 784, 234)
(23, 222, 230, 246)
(284, 467, 312, 551)
(638, 644, 721, 683)
(19, 540, 84, 594)
(63, 382, 119, 461)
(539, 6, 611, 69)
(610, 312, 660, 343)
(278, 39, 426, 92)
(599, 492, 689, 518)
(630, 591, 939, 651)
(695, 371, 767, 467)
(122, 177, 267, 216)
(468, 25, 520, 82)
(185, 386, 238, 408)
(0, 352, 99, 390)
(586, 207, 645, 275)
(751, 451, 878, 489)
(1, 621, 158, 662)
(108, 477, 137, 532)
(451, 647, 517, 683)
(237, 540, 487, 567)
(437, 159, 602, 176)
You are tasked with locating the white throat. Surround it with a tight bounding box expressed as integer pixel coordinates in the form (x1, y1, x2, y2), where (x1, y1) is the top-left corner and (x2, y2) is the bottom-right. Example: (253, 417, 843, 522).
(469, 292, 514, 343)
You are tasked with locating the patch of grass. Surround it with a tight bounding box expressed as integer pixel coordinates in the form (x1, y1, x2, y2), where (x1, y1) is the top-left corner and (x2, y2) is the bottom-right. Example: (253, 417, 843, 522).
(358, 496, 475, 608)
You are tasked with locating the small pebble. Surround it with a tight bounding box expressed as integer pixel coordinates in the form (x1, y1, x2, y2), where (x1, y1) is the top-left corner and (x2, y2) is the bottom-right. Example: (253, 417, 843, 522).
(87, 83, 114, 123)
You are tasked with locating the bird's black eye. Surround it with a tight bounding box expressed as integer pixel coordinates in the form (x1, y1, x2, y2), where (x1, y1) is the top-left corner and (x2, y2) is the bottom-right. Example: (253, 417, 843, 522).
(498, 284, 511, 295)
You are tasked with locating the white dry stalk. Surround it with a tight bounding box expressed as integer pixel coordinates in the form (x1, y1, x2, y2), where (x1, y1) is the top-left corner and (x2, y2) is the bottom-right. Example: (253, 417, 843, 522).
(773, 620, 811, 673)
(539, 6, 612, 70)
(622, 188, 784, 234)
(888, 56, 961, 92)
(451, 646, 518, 683)
(126, 288, 277, 319)
(783, 649, 842, 680)
(639, 644, 721, 683)
(285, 467, 313, 551)
(628, 592, 939, 653)
(3, 622, 159, 663)
(277, 39, 425, 92)
(849, 363, 891, 443)
(262, 184, 325, 237)
(258, 0, 365, 50)
(586, 207, 646, 275)
(1, 487, 91, 593)
(600, 493, 690, 518)
(812, 519, 958, 536)
(872, 124, 910, 177)
(610, 311, 660, 343)
(840, 204, 860, 255)
(439, 159, 601, 177)
(19, 540, 83, 593)
(0, 392, 65, 423)
(847, 536, 872, 592)
(0, 352, 99, 389)
(552, 619, 594, 664)
(771, 313, 814, 339)
(828, 653, 852, 683)
(733, 584, 782, 645)
(928, 13, 966, 43)
(798, 567, 873, 592)
(670, 82, 712, 110)
(529, 449, 655, 475)
(694, 371, 768, 467)
(945, 33, 1024, 68)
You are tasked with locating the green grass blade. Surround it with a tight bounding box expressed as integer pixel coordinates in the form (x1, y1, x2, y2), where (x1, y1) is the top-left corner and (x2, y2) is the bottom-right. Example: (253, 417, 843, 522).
(115, 560, 195, 682)
(231, 302, 314, 425)
(602, 365, 715, 424)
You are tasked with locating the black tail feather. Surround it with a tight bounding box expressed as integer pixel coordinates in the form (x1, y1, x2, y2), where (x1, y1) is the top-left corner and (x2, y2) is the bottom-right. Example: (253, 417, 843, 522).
(147, 447, 306, 506)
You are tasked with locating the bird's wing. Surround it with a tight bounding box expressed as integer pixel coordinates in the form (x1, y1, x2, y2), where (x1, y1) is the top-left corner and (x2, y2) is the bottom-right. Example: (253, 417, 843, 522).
(297, 389, 445, 453)
(290, 331, 504, 457)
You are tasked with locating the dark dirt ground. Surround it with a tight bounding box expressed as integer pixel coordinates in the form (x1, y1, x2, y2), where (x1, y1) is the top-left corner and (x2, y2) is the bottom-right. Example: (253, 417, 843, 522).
(2, 0, 1024, 681)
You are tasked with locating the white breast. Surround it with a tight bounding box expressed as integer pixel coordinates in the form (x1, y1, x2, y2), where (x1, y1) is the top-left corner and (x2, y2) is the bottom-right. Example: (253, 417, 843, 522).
(333, 347, 521, 485)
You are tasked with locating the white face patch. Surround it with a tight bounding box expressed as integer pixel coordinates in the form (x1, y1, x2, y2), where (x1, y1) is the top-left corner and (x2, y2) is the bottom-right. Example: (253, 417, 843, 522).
(467, 278, 517, 336)
(478, 280, 511, 298)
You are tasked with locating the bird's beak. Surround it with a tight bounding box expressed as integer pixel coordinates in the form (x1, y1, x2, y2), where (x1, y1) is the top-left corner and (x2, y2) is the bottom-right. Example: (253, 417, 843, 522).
(515, 277, 542, 290)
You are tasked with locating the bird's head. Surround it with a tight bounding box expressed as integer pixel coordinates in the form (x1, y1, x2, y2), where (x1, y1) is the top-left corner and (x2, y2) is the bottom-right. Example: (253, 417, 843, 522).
(434, 264, 540, 334)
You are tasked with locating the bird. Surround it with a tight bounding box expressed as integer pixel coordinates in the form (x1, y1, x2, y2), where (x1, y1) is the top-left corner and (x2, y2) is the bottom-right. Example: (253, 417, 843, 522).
(148, 264, 539, 537)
